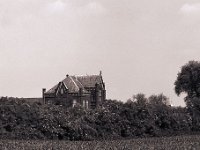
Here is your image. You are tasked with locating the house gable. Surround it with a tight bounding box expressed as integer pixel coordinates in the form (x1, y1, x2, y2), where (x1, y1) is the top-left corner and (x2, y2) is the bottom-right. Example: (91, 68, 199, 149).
(43, 72, 106, 109)
(55, 82, 68, 97)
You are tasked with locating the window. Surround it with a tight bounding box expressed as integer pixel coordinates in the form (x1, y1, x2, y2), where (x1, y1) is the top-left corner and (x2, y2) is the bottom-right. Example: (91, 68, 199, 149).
(86, 100, 89, 109)
(61, 89, 64, 94)
(82, 100, 85, 108)
(98, 92, 102, 96)
(47, 100, 51, 105)
(72, 99, 77, 107)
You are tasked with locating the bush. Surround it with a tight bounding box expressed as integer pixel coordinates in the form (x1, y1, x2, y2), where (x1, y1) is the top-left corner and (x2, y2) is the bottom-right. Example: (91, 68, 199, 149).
(0, 96, 195, 140)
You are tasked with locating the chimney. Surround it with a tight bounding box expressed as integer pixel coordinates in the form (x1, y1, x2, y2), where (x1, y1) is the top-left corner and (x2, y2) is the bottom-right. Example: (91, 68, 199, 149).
(42, 88, 46, 95)
(42, 88, 46, 104)
(100, 71, 102, 76)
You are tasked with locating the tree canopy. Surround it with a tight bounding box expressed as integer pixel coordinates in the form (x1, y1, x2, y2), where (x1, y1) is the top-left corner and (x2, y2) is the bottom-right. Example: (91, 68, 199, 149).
(174, 61, 200, 128)
(175, 60, 200, 98)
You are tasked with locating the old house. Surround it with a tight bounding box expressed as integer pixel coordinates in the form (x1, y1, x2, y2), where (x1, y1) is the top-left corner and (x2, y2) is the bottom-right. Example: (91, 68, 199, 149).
(42, 72, 106, 109)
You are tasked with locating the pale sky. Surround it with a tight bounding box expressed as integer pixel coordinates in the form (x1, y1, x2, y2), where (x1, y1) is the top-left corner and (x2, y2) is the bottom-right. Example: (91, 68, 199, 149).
(1, 0, 200, 106)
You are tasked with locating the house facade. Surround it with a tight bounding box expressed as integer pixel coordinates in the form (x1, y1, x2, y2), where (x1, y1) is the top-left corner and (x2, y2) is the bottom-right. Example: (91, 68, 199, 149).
(42, 72, 106, 109)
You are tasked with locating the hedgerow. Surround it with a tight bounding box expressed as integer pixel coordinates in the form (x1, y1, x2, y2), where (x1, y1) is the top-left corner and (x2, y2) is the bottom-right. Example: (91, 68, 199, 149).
(0, 95, 197, 140)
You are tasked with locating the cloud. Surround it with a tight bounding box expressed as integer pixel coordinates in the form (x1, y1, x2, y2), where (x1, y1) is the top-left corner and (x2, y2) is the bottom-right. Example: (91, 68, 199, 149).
(84, 2, 107, 15)
(45, 0, 66, 14)
(180, 3, 200, 15)
(44, 0, 106, 16)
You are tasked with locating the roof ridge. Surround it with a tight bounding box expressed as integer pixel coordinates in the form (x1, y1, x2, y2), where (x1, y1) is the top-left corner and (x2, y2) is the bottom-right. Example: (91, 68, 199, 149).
(69, 76, 79, 91)
(75, 76, 83, 87)
(75, 77, 88, 92)
(76, 75, 100, 77)
(62, 81, 68, 90)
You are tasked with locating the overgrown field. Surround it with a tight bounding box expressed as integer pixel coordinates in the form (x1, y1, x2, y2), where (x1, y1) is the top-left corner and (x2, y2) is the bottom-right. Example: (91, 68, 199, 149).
(0, 135, 200, 150)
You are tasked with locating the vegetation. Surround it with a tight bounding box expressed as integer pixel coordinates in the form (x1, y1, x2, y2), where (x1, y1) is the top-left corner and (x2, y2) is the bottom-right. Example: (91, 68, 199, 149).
(0, 135, 200, 150)
(0, 60, 200, 141)
(175, 61, 200, 98)
(0, 95, 193, 140)
(175, 60, 200, 130)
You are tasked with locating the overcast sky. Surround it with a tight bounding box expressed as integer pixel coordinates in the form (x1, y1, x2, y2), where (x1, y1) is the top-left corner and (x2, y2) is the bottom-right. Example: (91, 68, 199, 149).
(1, 0, 200, 106)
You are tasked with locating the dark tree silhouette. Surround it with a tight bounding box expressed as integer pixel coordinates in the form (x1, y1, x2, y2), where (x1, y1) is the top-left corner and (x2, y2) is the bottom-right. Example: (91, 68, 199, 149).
(148, 94, 170, 106)
(175, 61, 200, 130)
(175, 61, 200, 99)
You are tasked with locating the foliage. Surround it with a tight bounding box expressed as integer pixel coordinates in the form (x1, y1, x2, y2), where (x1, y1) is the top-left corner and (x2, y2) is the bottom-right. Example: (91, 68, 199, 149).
(174, 61, 200, 131)
(148, 94, 170, 106)
(1, 61, 200, 140)
(0, 96, 195, 140)
(175, 61, 200, 98)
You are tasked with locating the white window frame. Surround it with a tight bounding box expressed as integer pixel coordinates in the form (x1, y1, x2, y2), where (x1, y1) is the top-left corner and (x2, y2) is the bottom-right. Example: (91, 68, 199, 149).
(86, 100, 88, 109)
(72, 99, 77, 107)
(82, 100, 85, 108)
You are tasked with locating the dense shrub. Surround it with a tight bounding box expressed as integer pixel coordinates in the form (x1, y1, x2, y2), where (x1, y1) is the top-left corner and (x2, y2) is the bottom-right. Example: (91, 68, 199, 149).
(0, 96, 195, 140)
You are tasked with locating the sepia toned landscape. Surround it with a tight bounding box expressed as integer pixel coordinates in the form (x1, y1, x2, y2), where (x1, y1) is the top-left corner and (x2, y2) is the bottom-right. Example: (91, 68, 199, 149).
(1, 0, 200, 149)
(0, 61, 199, 149)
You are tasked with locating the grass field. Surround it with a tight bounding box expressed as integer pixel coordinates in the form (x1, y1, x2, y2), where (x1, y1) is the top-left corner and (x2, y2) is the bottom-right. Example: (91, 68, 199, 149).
(0, 135, 200, 150)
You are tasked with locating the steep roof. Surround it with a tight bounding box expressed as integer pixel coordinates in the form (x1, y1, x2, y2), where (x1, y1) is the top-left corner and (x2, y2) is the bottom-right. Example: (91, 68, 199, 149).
(46, 84, 59, 94)
(77, 75, 103, 88)
(46, 74, 103, 94)
(46, 75, 88, 94)
(63, 76, 88, 93)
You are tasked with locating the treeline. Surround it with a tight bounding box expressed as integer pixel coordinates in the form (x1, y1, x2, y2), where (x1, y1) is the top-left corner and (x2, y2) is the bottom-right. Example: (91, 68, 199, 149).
(0, 94, 197, 141)
(1, 60, 200, 140)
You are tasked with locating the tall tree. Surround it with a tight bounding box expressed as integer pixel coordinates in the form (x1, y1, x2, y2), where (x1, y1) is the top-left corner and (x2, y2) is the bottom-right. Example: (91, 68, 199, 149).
(175, 61, 200, 125)
(175, 61, 200, 99)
